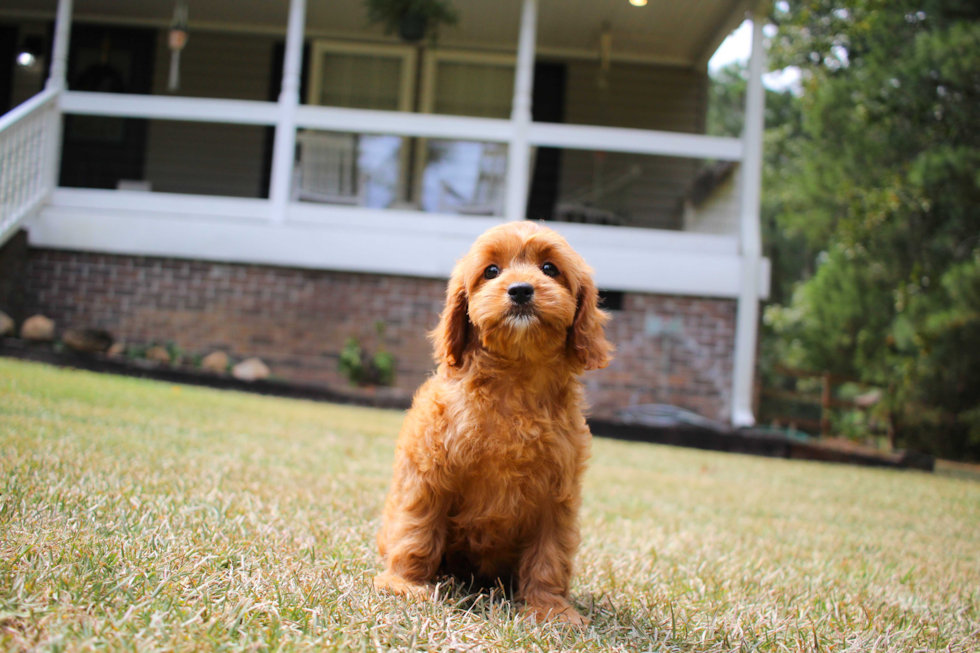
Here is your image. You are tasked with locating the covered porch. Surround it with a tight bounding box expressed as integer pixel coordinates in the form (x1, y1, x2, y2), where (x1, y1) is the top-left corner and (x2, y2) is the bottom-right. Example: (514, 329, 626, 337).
(0, 0, 769, 425)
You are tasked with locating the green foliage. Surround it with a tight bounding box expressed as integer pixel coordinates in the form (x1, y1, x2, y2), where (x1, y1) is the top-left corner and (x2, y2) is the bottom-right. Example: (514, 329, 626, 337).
(364, 0, 459, 42)
(338, 323, 397, 387)
(371, 351, 396, 387)
(755, 0, 980, 458)
(338, 337, 365, 386)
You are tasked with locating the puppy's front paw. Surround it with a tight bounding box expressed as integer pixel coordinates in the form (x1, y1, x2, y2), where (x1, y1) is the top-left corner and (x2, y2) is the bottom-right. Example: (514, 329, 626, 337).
(373, 571, 436, 599)
(523, 597, 591, 627)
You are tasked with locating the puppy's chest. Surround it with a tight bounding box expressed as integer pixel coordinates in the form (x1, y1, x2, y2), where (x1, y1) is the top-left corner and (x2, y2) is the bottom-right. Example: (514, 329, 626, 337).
(448, 410, 567, 471)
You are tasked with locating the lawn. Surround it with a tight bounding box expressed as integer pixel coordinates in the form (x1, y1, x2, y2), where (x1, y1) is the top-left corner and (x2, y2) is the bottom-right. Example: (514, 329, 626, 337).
(1, 358, 978, 652)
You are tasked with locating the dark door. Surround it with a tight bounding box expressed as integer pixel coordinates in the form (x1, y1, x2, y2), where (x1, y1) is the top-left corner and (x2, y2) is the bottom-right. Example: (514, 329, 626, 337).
(59, 25, 155, 189)
(526, 61, 567, 221)
(0, 25, 16, 114)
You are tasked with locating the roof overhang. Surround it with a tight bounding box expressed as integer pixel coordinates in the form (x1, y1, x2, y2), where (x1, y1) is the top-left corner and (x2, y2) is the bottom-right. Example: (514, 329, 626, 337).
(1, 0, 762, 68)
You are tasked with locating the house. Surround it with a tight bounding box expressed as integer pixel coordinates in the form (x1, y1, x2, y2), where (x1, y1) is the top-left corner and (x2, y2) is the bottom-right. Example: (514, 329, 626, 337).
(0, 0, 770, 426)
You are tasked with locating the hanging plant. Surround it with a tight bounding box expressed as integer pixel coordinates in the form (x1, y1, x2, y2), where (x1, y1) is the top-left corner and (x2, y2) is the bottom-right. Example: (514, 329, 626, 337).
(364, 0, 459, 43)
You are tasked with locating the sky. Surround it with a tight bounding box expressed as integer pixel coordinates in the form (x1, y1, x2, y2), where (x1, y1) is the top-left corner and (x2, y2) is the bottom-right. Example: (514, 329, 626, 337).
(708, 19, 803, 93)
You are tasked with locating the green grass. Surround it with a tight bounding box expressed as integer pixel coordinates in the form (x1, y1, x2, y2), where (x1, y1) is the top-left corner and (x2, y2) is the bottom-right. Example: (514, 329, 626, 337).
(1, 358, 978, 652)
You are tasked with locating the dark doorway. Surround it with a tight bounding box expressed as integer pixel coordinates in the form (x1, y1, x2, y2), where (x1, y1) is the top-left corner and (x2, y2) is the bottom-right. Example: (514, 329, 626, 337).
(526, 61, 566, 221)
(0, 25, 17, 114)
(59, 25, 155, 189)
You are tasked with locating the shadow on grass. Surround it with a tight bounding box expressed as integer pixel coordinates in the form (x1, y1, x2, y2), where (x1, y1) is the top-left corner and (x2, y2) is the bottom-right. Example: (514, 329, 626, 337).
(415, 576, 684, 650)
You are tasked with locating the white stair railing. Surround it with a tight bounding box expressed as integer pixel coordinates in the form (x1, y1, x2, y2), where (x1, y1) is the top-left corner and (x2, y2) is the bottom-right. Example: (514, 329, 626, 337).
(0, 88, 60, 247)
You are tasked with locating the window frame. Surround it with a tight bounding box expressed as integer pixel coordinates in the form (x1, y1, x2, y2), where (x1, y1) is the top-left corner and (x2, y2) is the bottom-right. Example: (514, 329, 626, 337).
(306, 40, 418, 112)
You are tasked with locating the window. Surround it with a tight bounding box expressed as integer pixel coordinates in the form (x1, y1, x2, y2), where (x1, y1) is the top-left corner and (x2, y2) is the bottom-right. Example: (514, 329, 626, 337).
(305, 42, 417, 208)
(417, 51, 515, 215)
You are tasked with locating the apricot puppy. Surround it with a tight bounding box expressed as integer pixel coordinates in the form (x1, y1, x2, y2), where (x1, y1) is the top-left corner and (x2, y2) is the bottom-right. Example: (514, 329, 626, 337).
(374, 221, 613, 625)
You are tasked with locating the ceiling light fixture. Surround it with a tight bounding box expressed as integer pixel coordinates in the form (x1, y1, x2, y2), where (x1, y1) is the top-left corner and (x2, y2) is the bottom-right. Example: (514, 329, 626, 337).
(629, 0, 648, 6)
(16, 36, 44, 69)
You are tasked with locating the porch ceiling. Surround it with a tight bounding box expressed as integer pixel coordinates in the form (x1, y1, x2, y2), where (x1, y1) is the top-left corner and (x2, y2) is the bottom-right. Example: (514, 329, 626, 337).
(4, 0, 758, 67)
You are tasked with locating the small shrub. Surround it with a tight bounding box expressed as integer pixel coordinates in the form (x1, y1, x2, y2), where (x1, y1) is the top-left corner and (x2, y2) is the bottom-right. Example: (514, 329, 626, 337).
(339, 337, 365, 386)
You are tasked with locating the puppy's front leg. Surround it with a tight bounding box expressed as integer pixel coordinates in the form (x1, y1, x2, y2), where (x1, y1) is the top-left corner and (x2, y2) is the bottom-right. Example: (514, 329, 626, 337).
(374, 461, 448, 599)
(517, 500, 590, 626)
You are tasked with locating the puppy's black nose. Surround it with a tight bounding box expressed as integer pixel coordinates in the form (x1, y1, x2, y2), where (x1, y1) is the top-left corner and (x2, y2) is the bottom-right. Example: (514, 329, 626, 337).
(507, 282, 534, 305)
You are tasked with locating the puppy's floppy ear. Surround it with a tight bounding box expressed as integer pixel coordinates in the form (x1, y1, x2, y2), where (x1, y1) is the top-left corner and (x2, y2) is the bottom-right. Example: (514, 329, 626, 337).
(430, 271, 470, 367)
(568, 273, 613, 370)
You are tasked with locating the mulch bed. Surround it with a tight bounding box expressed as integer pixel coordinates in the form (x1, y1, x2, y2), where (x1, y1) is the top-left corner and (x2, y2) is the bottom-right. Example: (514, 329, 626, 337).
(1, 338, 933, 472)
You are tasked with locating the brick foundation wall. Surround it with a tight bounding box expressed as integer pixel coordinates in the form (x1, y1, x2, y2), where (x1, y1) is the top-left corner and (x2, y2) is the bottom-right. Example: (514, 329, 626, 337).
(22, 249, 737, 422)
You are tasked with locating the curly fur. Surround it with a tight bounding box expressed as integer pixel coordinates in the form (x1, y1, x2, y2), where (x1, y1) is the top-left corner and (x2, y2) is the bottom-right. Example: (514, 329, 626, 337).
(374, 221, 613, 625)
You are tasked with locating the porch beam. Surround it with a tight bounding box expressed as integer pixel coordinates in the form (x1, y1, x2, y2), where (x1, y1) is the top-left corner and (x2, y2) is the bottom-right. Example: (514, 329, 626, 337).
(731, 16, 766, 428)
(694, 0, 757, 69)
(268, 0, 307, 224)
(504, 0, 538, 222)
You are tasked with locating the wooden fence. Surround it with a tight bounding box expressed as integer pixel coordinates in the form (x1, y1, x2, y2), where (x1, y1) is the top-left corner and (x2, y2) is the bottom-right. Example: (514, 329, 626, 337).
(759, 366, 892, 442)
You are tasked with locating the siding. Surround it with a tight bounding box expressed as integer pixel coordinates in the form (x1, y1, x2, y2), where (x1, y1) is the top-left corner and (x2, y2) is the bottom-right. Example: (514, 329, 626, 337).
(557, 61, 709, 230)
(143, 30, 277, 198)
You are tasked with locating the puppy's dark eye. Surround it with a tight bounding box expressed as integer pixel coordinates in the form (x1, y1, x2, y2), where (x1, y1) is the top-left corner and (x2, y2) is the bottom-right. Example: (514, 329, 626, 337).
(484, 265, 500, 280)
(542, 262, 559, 278)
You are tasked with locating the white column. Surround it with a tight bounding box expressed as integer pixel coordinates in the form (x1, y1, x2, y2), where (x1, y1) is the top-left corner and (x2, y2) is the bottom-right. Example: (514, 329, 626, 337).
(46, 0, 73, 91)
(731, 16, 766, 427)
(504, 0, 538, 222)
(43, 0, 72, 194)
(269, 0, 307, 224)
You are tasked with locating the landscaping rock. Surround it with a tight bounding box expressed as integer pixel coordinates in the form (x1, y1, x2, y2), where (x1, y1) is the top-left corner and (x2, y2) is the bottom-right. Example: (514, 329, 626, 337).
(232, 357, 270, 382)
(0, 311, 14, 337)
(21, 315, 55, 341)
(107, 342, 126, 358)
(201, 351, 230, 373)
(145, 345, 172, 364)
(63, 328, 114, 353)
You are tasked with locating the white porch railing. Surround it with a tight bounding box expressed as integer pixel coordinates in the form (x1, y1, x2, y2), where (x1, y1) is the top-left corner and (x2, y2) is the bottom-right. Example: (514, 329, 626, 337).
(0, 87, 60, 247)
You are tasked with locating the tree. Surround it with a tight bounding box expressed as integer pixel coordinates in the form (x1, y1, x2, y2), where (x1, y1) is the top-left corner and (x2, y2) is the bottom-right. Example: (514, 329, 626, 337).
(761, 0, 980, 458)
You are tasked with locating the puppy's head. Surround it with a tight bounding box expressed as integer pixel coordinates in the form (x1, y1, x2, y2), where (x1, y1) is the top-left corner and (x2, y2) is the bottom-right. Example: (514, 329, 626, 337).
(431, 221, 613, 371)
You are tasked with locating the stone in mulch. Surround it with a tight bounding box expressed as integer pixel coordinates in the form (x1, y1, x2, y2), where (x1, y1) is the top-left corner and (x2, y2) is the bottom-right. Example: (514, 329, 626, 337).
(21, 315, 55, 341)
(63, 328, 114, 354)
(201, 351, 230, 373)
(107, 343, 126, 358)
(145, 346, 172, 364)
(232, 357, 270, 382)
(0, 311, 14, 337)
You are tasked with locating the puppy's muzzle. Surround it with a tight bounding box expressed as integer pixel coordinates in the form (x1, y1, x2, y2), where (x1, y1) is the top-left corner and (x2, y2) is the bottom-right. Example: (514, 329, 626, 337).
(507, 282, 534, 306)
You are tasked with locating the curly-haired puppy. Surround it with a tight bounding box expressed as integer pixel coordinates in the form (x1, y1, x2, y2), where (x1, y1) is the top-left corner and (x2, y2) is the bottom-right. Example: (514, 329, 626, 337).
(374, 221, 613, 625)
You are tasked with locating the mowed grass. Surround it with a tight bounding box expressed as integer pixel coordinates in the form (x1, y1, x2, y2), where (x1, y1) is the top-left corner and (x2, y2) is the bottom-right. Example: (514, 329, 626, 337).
(1, 359, 979, 652)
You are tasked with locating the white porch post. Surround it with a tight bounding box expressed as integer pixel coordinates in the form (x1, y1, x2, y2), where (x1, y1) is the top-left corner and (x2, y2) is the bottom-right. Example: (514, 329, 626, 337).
(43, 0, 72, 192)
(269, 0, 307, 224)
(46, 0, 73, 91)
(731, 16, 766, 427)
(504, 0, 538, 222)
